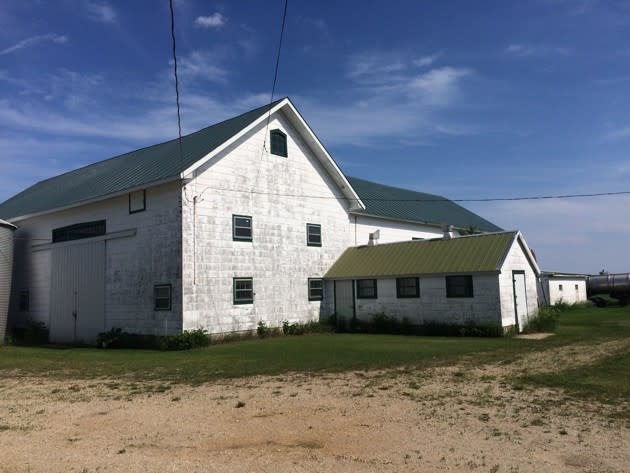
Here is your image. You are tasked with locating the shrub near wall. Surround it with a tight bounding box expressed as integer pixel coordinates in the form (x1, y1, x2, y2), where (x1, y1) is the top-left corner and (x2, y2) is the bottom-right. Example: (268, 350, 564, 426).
(336, 313, 503, 337)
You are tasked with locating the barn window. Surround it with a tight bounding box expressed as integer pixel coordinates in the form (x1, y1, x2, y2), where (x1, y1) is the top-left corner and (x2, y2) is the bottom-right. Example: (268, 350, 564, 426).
(270, 129, 287, 157)
(19, 290, 30, 312)
(154, 284, 172, 311)
(575, 284, 578, 290)
(129, 189, 146, 213)
(306, 223, 322, 247)
(52, 220, 106, 243)
(308, 278, 323, 301)
(233, 278, 254, 304)
(356, 279, 377, 299)
(233, 215, 252, 241)
(446, 275, 473, 298)
(397, 277, 419, 298)
(559, 284, 563, 291)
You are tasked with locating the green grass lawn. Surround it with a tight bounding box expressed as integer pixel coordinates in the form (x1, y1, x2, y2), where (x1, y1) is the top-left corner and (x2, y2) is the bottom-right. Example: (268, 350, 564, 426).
(1, 306, 629, 397)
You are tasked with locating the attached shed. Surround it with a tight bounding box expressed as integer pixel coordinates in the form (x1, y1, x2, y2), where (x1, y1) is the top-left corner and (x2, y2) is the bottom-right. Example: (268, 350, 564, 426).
(539, 272, 588, 305)
(324, 231, 540, 332)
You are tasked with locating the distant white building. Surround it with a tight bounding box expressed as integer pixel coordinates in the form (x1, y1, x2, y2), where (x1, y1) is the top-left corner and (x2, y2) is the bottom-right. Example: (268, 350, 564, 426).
(0, 98, 505, 343)
(539, 272, 588, 305)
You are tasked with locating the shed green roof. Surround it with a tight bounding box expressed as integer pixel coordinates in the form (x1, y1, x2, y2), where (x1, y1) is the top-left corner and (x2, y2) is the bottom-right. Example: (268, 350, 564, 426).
(324, 232, 517, 279)
(347, 177, 502, 233)
(0, 100, 284, 220)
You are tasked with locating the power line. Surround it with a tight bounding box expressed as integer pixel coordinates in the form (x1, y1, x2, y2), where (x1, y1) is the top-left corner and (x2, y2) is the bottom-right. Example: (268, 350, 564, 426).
(168, 0, 184, 174)
(262, 0, 288, 153)
(179, 184, 630, 203)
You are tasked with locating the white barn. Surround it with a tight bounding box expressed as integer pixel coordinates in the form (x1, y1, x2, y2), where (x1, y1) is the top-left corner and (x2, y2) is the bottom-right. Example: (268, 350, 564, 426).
(324, 232, 540, 332)
(0, 98, 504, 343)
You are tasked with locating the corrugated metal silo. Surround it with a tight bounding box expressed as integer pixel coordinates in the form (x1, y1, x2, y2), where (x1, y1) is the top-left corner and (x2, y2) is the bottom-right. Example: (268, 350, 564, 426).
(0, 219, 17, 344)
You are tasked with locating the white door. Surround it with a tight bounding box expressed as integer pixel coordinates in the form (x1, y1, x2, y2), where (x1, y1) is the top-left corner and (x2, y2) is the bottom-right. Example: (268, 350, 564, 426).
(50, 241, 105, 344)
(512, 271, 528, 332)
(334, 280, 354, 320)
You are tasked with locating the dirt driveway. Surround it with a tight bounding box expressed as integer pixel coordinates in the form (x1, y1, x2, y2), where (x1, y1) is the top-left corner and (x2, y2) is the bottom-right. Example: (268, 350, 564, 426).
(1, 340, 628, 472)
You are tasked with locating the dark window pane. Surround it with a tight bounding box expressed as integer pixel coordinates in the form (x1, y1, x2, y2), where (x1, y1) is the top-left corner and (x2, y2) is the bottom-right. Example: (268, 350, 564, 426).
(308, 279, 323, 300)
(234, 278, 254, 304)
(154, 285, 172, 310)
(357, 279, 377, 299)
(52, 220, 106, 243)
(446, 276, 473, 298)
(233, 215, 252, 240)
(270, 130, 287, 157)
(397, 278, 419, 298)
(307, 224, 321, 246)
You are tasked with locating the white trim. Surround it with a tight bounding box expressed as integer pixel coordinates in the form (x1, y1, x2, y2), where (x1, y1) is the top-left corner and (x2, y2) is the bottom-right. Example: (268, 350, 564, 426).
(181, 98, 366, 211)
(32, 228, 137, 252)
(7, 178, 179, 223)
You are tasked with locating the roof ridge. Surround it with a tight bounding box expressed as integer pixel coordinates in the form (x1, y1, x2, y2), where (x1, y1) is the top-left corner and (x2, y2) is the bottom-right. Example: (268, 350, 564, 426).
(24, 98, 287, 190)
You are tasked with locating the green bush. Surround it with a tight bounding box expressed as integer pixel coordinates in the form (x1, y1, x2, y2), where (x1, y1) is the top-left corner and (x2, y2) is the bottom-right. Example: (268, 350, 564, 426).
(7, 320, 49, 345)
(96, 327, 209, 350)
(257, 321, 269, 338)
(523, 306, 560, 333)
(282, 320, 333, 336)
(335, 314, 502, 337)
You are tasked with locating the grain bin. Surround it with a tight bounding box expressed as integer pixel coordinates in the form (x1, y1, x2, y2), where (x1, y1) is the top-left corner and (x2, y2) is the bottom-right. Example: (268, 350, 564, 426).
(0, 219, 17, 344)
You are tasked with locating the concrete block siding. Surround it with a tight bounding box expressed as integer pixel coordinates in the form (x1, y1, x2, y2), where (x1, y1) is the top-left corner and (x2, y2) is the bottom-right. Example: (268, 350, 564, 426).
(9, 182, 183, 336)
(354, 275, 502, 326)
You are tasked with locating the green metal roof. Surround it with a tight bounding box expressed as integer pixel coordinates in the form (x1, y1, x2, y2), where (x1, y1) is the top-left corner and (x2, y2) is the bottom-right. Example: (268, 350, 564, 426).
(347, 177, 502, 232)
(324, 232, 517, 279)
(0, 99, 284, 220)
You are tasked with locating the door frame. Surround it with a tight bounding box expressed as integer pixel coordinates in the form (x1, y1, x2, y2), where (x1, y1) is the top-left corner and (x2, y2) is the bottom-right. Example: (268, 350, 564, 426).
(512, 270, 527, 331)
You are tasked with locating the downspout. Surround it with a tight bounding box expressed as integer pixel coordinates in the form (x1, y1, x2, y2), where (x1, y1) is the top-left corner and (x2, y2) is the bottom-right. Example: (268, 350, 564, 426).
(354, 215, 357, 246)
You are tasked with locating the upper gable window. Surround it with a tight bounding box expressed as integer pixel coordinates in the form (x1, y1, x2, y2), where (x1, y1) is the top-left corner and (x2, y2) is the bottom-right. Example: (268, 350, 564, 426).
(129, 190, 146, 214)
(270, 129, 287, 157)
(233, 215, 252, 241)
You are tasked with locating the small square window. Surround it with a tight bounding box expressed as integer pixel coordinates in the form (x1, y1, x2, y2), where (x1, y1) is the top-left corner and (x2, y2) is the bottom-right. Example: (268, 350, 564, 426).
(129, 190, 146, 214)
(233, 215, 252, 241)
(396, 277, 419, 298)
(306, 223, 321, 247)
(308, 278, 323, 301)
(559, 284, 563, 291)
(19, 290, 30, 312)
(270, 129, 287, 157)
(575, 284, 579, 290)
(446, 275, 473, 298)
(154, 284, 172, 311)
(234, 278, 254, 304)
(356, 279, 377, 299)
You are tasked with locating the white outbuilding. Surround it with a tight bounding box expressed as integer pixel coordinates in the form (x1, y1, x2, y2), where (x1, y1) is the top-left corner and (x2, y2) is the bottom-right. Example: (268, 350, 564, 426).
(324, 231, 540, 333)
(538, 272, 588, 305)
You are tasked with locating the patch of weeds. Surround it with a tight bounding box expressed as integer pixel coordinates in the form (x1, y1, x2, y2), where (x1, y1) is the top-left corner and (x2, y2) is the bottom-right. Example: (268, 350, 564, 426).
(408, 381, 420, 390)
(530, 417, 545, 426)
(51, 388, 61, 394)
(171, 396, 181, 402)
(478, 413, 490, 422)
(68, 385, 81, 392)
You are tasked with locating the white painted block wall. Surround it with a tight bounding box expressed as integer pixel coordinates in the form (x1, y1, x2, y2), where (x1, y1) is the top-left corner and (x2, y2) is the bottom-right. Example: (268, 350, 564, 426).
(353, 274, 502, 326)
(352, 215, 446, 246)
(9, 182, 183, 335)
(544, 279, 587, 305)
(498, 239, 539, 329)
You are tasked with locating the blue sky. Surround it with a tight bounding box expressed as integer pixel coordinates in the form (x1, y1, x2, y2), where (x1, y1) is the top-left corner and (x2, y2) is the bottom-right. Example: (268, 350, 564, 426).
(1, 0, 629, 273)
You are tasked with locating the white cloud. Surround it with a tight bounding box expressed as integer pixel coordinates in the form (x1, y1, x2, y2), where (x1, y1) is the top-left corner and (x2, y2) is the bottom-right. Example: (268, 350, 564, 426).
(177, 50, 228, 83)
(413, 53, 441, 68)
(505, 43, 569, 57)
(195, 13, 227, 28)
(471, 195, 630, 274)
(87, 1, 117, 24)
(409, 67, 472, 105)
(604, 125, 630, 140)
(346, 52, 407, 83)
(0, 34, 68, 56)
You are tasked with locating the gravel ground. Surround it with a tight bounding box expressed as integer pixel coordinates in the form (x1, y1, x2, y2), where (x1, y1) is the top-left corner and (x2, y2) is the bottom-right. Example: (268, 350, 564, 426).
(1, 339, 628, 473)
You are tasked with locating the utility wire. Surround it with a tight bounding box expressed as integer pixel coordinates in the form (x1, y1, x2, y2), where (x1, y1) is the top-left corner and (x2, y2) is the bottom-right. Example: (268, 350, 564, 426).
(180, 184, 630, 203)
(262, 0, 288, 153)
(168, 0, 184, 174)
